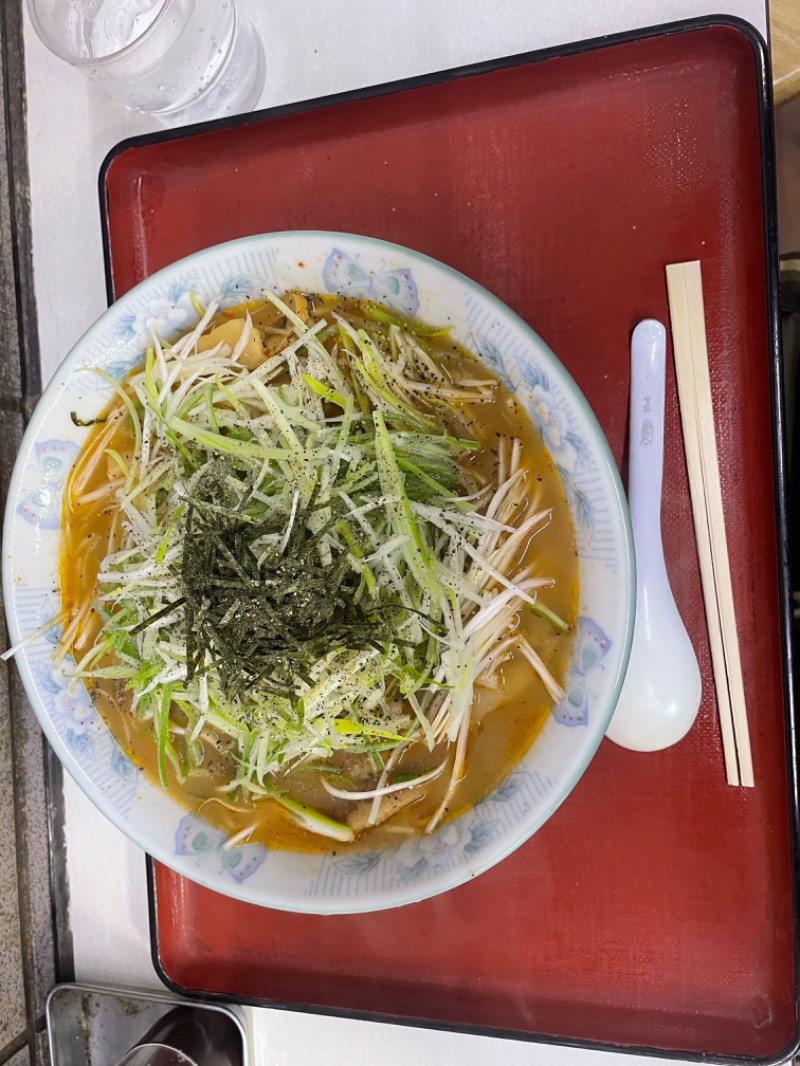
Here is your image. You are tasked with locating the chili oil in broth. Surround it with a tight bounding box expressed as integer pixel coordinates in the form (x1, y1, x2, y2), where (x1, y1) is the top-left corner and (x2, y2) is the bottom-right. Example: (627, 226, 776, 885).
(59, 295, 578, 854)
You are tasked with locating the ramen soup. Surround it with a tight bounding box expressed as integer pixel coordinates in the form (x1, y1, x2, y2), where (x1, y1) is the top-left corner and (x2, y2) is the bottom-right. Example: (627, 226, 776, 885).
(58, 293, 577, 853)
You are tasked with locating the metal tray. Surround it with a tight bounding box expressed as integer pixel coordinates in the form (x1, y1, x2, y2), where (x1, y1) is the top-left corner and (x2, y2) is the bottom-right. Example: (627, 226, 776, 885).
(46, 983, 247, 1066)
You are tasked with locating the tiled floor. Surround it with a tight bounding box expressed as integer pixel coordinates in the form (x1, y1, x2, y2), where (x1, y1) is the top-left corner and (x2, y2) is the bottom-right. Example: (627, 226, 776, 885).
(0, 690, 29, 1053)
(0, 5, 57, 1065)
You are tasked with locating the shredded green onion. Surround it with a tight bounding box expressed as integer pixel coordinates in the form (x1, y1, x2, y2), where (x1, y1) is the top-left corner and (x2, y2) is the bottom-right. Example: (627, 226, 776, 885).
(63, 294, 560, 837)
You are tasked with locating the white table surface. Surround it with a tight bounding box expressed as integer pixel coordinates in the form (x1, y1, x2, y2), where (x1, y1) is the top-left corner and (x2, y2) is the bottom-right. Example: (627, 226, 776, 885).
(23, 1, 772, 1063)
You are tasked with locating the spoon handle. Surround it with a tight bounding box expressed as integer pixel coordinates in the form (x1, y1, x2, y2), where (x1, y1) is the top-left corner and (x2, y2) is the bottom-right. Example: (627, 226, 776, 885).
(628, 319, 667, 568)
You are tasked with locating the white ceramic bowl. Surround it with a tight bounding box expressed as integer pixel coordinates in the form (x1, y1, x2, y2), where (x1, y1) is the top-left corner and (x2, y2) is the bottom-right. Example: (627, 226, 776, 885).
(3, 232, 634, 913)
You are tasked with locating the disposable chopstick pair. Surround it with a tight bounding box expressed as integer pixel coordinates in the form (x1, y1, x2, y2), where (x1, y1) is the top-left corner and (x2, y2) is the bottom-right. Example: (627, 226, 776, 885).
(665, 260, 754, 788)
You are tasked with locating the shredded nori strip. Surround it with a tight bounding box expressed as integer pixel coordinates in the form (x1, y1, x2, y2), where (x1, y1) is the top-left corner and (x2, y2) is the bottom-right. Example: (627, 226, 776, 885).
(71, 411, 107, 427)
(169, 467, 406, 701)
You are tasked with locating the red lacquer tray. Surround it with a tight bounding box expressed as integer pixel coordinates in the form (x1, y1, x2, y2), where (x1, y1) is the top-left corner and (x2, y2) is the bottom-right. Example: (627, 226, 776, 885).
(100, 17, 798, 1063)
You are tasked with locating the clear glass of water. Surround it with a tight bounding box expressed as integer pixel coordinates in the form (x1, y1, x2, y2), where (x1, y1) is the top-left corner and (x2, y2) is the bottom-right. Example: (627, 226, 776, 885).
(26, 0, 266, 123)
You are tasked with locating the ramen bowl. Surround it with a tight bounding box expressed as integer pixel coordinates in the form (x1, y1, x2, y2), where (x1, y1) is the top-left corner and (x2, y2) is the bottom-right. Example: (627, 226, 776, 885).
(3, 232, 634, 913)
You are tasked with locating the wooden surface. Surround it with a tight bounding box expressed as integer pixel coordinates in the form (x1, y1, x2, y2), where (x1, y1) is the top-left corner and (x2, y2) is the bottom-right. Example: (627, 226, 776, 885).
(771, 0, 800, 105)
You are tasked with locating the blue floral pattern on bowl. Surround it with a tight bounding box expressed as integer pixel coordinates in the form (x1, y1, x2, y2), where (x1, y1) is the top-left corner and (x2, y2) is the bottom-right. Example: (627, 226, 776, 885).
(175, 815, 267, 883)
(552, 616, 613, 727)
(472, 323, 599, 544)
(322, 248, 419, 317)
(16, 586, 141, 818)
(305, 768, 560, 899)
(4, 232, 634, 914)
(17, 440, 80, 529)
(392, 817, 500, 885)
(116, 276, 202, 346)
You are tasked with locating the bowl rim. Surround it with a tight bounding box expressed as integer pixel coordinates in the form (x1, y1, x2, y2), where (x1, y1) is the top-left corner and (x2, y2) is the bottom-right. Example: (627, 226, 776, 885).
(3, 229, 635, 912)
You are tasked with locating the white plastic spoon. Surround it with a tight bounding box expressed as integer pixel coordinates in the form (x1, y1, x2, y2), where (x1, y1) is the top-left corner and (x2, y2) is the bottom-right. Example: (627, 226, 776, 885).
(606, 319, 702, 751)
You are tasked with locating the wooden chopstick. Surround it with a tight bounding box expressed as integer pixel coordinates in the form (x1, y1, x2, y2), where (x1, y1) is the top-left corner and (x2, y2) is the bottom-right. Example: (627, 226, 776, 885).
(666, 262, 738, 786)
(666, 260, 754, 788)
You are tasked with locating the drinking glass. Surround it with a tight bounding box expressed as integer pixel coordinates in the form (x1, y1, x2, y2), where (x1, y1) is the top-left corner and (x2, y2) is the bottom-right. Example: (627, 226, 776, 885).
(26, 0, 266, 123)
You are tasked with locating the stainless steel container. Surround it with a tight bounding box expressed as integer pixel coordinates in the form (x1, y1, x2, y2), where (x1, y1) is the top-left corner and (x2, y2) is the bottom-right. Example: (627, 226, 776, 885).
(46, 983, 248, 1066)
